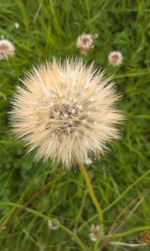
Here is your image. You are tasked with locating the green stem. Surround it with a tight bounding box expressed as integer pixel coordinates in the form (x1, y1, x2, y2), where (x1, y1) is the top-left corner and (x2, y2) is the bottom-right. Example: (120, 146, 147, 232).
(112, 225, 150, 238)
(76, 169, 150, 234)
(78, 162, 103, 233)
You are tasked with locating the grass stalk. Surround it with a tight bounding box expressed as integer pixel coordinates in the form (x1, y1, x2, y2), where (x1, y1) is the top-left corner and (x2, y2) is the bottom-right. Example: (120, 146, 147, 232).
(0, 201, 87, 251)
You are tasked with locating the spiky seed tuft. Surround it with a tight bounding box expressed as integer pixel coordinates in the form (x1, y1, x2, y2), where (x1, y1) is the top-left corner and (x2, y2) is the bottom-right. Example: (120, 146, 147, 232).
(10, 59, 124, 168)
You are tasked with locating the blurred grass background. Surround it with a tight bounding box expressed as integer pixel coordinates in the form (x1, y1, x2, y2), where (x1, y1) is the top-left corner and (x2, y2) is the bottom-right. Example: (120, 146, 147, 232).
(0, 0, 150, 250)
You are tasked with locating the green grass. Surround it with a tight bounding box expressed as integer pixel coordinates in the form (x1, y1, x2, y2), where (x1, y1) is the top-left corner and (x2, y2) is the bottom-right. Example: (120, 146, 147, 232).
(0, 0, 150, 250)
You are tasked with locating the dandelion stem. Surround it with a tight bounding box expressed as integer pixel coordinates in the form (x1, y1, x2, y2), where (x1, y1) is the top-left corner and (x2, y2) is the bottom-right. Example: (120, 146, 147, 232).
(78, 162, 103, 234)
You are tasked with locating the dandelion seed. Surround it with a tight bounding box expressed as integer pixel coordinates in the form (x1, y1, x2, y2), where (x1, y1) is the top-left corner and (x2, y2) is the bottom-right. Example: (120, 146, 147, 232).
(78, 105, 83, 110)
(10, 59, 124, 168)
(0, 39, 15, 60)
(14, 22, 20, 29)
(82, 119, 87, 124)
(48, 218, 60, 230)
(108, 51, 123, 66)
(64, 113, 68, 118)
(90, 97, 95, 102)
(89, 224, 100, 242)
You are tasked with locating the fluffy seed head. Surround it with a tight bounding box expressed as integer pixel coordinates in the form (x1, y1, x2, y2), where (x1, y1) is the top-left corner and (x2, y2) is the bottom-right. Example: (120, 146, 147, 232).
(10, 59, 124, 168)
(108, 51, 123, 66)
(0, 39, 15, 60)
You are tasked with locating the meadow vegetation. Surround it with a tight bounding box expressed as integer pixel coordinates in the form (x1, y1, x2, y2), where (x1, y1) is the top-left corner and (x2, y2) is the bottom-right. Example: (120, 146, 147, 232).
(0, 0, 150, 250)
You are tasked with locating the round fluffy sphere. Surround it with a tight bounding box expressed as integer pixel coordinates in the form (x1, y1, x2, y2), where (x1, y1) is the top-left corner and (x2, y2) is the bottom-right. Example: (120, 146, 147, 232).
(10, 59, 124, 167)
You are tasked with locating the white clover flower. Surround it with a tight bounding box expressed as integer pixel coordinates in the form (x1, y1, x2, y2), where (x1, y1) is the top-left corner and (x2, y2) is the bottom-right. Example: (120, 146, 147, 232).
(89, 224, 100, 242)
(48, 218, 60, 230)
(108, 51, 123, 66)
(0, 39, 15, 60)
(76, 33, 94, 55)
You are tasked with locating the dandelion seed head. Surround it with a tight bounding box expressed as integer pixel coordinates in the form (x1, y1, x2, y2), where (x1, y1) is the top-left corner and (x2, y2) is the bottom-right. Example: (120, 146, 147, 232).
(10, 59, 124, 168)
(108, 51, 123, 66)
(78, 105, 83, 110)
(0, 39, 15, 60)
